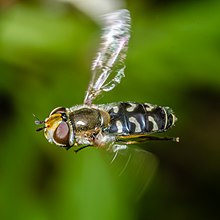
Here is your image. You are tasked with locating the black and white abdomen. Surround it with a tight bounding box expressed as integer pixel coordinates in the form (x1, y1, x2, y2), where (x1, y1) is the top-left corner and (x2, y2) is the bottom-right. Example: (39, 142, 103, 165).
(105, 102, 177, 135)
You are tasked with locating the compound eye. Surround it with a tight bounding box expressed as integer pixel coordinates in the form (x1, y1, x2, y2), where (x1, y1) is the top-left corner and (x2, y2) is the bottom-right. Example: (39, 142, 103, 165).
(50, 107, 66, 116)
(53, 121, 70, 146)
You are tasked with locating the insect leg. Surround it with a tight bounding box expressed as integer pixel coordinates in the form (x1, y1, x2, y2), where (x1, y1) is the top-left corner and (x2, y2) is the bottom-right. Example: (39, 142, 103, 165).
(116, 134, 179, 144)
(74, 145, 92, 153)
(144, 136, 180, 142)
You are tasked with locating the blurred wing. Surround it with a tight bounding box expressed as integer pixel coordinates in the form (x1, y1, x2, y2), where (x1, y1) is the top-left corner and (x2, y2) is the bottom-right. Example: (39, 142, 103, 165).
(103, 145, 158, 201)
(84, 9, 131, 105)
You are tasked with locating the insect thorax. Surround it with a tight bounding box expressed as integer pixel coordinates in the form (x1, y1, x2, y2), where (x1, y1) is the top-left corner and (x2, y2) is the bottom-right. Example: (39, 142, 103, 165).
(67, 106, 110, 132)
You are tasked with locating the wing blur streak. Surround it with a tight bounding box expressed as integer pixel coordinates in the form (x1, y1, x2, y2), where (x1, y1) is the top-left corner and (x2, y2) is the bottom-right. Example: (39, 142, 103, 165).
(102, 146, 158, 201)
(84, 9, 131, 105)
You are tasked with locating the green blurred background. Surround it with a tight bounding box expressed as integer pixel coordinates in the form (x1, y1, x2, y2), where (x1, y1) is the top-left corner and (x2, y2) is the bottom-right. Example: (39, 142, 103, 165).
(0, 0, 220, 220)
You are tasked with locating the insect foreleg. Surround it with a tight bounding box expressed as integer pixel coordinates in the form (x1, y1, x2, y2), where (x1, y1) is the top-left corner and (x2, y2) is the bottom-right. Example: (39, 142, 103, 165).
(74, 145, 92, 153)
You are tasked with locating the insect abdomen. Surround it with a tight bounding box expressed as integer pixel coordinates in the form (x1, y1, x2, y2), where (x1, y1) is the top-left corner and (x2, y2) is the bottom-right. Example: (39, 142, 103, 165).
(106, 102, 177, 135)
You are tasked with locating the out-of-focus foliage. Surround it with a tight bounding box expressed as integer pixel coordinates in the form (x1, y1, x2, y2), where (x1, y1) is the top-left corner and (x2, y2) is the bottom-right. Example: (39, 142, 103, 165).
(0, 0, 220, 220)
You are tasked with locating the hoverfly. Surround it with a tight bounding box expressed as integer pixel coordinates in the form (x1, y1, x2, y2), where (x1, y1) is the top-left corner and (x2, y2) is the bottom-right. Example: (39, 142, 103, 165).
(35, 9, 178, 153)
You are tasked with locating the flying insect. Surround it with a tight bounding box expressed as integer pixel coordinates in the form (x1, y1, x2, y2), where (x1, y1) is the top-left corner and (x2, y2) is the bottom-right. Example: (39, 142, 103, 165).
(35, 9, 178, 153)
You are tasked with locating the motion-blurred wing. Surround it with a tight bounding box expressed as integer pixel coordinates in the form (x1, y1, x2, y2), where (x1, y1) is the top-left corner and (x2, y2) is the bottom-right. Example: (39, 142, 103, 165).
(103, 145, 158, 201)
(84, 9, 130, 105)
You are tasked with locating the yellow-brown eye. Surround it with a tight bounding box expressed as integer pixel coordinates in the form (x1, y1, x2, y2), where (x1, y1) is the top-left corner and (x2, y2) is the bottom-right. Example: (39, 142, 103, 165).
(53, 121, 70, 145)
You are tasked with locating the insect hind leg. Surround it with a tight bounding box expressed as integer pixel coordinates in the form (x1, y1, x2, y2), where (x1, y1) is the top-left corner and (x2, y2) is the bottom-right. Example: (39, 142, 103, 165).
(116, 134, 179, 145)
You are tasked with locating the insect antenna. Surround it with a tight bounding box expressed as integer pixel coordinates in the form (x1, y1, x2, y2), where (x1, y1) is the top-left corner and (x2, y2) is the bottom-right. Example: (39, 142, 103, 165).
(33, 114, 46, 131)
